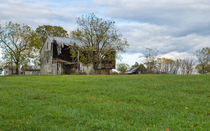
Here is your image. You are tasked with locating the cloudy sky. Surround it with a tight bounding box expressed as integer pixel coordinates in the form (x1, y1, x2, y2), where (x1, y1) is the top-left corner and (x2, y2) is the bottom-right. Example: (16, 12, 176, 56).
(0, 0, 210, 65)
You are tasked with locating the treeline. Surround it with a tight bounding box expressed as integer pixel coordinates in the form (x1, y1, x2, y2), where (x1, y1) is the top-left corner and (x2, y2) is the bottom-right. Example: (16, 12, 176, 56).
(117, 47, 210, 74)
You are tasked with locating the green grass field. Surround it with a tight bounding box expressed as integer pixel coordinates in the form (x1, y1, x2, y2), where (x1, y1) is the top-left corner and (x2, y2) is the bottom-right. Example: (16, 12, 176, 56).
(0, 75, 209, 130)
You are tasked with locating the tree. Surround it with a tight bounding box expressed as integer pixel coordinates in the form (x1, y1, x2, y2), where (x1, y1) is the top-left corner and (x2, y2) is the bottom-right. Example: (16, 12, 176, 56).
(0, 60, 3, 71)
(196, 47, 210, 74)
(117, 63, 130, 73)
(157, 58, 176, 74)
(205, 64, 210, 73)
(35, 25, 68, 66)
(180, 58, 194, 74)
(138, 64, 147, 74)
(196, 63, 210, 74)
(71, 13, 128, 68)
(36, 25, 68, 44)
(171, 59, 181, 74)
(0, 22, 40, 74)
(156, 58, 181, 74)
(143, 48, 158, 73)
(131, 62, 140, 68)
(131, 62, 147, 73)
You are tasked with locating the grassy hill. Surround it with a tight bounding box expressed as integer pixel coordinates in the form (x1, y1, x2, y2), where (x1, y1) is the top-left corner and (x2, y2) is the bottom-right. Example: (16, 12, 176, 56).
(0, 75, 209, 130)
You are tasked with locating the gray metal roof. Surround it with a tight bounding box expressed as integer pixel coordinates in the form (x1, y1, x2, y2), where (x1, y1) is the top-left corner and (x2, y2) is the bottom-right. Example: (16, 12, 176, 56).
(48, 36, 82, 46)
(125, 67, 140, 74)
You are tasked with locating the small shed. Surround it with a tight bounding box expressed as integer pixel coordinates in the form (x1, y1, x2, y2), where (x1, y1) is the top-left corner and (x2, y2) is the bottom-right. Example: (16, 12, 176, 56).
(3, 66, 17, 75)
(125, 67, 141, 74)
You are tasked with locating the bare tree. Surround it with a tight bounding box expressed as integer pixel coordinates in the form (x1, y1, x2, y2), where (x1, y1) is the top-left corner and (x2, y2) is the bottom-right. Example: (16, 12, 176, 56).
(171, 59, 181, 74)
(180, 58, 195, 74)
(143, 48, 158, 73)
(162, 58, 174, 74)
(156, 58, 181, 74)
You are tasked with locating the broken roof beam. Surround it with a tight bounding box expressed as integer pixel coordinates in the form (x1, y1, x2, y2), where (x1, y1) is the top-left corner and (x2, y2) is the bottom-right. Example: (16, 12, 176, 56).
(53, 58, 76, 65)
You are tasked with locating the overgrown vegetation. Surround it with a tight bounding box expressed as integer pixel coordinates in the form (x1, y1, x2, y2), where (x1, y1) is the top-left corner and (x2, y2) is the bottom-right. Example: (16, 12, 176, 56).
(0, 75, 209, 130)
(117, 63, 130, 73)
(71, 13, 128, 68)
(196, 47, 210, 74)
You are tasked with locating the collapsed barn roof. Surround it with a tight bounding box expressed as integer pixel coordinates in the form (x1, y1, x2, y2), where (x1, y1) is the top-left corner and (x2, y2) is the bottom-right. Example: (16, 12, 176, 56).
(48, 36, 82, 46)
(48, 36, 83, 55)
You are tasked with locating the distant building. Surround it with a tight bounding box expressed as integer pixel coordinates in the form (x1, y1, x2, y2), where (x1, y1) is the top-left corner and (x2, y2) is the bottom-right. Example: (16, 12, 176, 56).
(21, 66, 40, 75)
(40, 36, 116, 75)
(3, 66, 17, 75)
(1, 65, 40, 76)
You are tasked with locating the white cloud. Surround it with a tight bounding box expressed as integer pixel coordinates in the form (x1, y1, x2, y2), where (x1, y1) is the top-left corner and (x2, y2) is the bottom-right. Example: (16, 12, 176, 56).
(0, 0, 92, 27)
(96, 0, 210, 36)
(118, 23, 210, 55)
(117, 53, 143, 66)
(157, 52, 196, 60)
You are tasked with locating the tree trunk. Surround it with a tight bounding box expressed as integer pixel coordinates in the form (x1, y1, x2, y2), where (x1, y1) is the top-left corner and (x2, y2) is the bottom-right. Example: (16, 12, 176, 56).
(15, 61, 19, 75)
(202, 65, 205, 74)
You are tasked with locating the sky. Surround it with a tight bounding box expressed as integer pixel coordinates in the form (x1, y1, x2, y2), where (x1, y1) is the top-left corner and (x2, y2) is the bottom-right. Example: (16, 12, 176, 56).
(0, 0, 210, 66)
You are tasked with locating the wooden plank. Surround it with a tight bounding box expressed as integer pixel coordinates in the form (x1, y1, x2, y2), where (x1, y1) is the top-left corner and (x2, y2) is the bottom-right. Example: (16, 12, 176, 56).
(53, 58, 76, 65)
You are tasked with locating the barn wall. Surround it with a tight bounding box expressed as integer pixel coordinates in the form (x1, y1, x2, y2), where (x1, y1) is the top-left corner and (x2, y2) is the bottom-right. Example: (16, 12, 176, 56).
(52, 62, 62, 75)
(79, 63, 95, 75)
(40, 39, 54, 75)
(25, 71, 40, 75)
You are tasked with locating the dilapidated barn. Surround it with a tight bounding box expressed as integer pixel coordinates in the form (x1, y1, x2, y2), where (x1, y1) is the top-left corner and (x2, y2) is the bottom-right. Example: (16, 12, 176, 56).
(40, 36, 116, 75)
